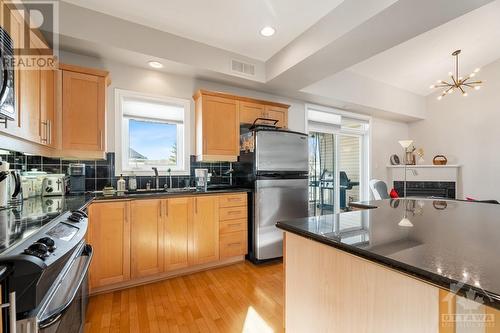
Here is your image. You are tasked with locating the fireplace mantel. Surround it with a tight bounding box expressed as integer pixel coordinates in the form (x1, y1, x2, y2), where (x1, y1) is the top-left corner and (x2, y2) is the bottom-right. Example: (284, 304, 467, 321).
(386, 165, 461, 198)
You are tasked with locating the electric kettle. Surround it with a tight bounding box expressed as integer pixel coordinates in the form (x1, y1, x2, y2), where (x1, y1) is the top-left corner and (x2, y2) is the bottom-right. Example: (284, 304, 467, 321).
(0, 160, 22, 208)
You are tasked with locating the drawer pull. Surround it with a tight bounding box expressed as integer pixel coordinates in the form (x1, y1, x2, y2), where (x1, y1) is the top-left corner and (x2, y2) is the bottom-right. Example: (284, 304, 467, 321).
(228, 223, 241, 227)
(228, 211, 240, 215)
(227, 198, 242, 202)
(227, 242, 241, 247)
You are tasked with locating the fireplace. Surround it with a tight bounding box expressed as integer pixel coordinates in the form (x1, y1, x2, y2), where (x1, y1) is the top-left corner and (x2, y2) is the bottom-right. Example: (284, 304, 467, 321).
(394, 181, 456, 199)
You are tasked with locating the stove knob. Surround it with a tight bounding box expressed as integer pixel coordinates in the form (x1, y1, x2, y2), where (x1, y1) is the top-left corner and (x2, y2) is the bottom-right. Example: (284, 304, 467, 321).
(24, 242, 50, 259)
(37, 237, 56, 252)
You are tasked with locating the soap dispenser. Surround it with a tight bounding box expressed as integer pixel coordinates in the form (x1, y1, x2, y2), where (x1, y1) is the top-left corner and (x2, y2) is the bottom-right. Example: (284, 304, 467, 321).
(117, 174, 126, 194)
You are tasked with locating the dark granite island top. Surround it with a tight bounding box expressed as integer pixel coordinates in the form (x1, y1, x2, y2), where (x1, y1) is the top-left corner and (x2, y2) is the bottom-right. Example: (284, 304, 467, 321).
(277, 198, 500, 310)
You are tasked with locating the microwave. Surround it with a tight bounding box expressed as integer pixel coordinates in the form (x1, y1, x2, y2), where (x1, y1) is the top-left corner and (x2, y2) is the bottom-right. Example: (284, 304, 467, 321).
(0, 27, 15, 122)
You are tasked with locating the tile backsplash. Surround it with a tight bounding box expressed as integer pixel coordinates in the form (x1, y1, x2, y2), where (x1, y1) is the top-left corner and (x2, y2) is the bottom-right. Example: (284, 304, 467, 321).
(1, 151, 232, 192)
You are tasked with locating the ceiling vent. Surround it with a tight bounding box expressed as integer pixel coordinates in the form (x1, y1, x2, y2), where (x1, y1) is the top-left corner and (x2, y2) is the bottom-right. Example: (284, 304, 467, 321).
(231, 59, 255, 76)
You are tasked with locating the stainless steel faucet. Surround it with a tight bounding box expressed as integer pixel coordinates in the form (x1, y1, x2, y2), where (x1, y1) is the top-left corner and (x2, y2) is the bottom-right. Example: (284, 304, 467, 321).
(152, 167, 159, 190)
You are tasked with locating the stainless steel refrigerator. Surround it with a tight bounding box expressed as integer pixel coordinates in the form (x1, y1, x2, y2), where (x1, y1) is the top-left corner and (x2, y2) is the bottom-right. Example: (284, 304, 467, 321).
(235, 129, 309, 263)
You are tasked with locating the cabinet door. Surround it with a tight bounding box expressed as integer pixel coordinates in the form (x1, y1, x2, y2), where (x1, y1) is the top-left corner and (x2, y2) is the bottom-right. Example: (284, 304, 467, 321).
(130, 199, 164, 278)
(190, 196, 219, 265)
(19, 55, 41, 142)
(62, 70, 105, 152)
(264, 105, 288, 128)
(202, 96, 239, 157)
(88, 201, 130, 290)
(239, 101, 264, 125)
(164, 197, 190, 271)
(40, 69, 55, 147)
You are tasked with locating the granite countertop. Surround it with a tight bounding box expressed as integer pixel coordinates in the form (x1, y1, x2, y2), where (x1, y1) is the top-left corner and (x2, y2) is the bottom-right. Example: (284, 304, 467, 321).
(276, 198, 500, 310)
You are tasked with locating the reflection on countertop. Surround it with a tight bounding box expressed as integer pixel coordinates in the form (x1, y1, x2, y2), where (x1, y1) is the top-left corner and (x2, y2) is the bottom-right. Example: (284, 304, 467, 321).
(276, 198, 500, 310)
(0, 195, 94, 254)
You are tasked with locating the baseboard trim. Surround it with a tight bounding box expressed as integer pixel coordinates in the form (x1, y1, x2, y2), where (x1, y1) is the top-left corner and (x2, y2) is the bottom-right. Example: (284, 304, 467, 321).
(90, 256, 245, 295)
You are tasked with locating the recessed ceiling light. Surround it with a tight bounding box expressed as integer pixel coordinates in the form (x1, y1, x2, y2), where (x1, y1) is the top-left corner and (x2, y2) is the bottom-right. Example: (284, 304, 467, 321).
(148, 61, 163, 69)
(260, 26, 275, 37)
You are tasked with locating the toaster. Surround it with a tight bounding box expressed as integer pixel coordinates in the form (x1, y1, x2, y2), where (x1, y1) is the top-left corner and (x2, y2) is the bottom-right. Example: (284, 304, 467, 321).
(42, 174, 68, 196)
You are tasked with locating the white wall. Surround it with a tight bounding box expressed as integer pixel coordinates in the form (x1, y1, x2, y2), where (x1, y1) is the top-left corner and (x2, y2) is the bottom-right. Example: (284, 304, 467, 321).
(371, 118, 409, 186)
(410, 57, 500, 201)
(60, 51, 409, 194)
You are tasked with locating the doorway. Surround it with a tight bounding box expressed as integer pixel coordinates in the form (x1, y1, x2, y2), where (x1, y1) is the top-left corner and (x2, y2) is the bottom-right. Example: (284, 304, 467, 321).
(307, 106, 369, 215)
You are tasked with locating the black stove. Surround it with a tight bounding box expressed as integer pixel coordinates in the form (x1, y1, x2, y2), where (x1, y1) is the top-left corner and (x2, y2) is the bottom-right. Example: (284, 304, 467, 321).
(0, 200, 91, 332)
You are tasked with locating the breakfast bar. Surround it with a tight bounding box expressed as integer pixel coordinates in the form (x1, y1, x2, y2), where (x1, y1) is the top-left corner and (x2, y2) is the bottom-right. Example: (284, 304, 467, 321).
(277, 199, 500, 333)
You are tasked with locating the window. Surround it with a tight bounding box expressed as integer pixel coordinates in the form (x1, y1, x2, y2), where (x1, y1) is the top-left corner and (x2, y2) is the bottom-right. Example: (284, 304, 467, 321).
(115, 89, 190, 176)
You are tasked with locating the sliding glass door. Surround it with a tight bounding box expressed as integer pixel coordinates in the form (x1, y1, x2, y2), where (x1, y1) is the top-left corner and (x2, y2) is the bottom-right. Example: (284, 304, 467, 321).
(307, 106, 369, 216)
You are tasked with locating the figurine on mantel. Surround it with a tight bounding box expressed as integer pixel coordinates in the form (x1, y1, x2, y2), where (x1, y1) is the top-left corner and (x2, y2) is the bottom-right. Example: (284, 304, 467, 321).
(416, 148, 425, 164)
(403, 144, 416, 165)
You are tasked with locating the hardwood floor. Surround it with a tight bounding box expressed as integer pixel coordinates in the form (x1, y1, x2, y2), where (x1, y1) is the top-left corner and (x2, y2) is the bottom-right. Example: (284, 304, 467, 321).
(85, 261, 284, 333)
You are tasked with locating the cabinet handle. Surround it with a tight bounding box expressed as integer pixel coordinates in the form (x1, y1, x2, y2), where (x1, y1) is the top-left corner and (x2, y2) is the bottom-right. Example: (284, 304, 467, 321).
(228, 223, 241, 227)
(165, 201, 168, 217)
(41, 121, 48, 143)
(228, 210, 240, 215)
(195, 199, 198, 214)
(227, 197, 241, 202)
(123, 206, 128, 223)
(99, 130, 103, 150)
(159, 202, 162, 218)
(47, 119, 52, 145)
(227, 242, 241, 247)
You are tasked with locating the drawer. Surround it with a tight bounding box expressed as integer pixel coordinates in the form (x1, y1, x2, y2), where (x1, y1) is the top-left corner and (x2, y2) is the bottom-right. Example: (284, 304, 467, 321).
(220, 206, 247, 221)
(220, 231, 247, 258)
(219, 194, 247, 208)
(220, 219, 247, 234)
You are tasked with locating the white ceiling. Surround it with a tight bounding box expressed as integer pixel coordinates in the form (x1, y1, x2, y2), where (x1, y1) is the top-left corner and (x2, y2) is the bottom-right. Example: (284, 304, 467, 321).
(61, 0, 344, 61)
(348, 0, 500, 96)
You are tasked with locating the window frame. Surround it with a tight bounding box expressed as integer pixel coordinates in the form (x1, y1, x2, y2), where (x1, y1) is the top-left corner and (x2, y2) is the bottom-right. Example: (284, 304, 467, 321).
(114, 89, 191, 176)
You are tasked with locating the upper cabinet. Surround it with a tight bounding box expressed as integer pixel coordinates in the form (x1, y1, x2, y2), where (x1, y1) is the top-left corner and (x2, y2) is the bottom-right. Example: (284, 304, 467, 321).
(60, 64, 109, 159)
(194, 91, 240, 162)
(193, 90, 290, 162)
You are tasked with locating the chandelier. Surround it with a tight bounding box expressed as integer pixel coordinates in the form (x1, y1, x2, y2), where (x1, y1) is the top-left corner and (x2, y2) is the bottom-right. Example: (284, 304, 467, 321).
(430, 50, 482, 100)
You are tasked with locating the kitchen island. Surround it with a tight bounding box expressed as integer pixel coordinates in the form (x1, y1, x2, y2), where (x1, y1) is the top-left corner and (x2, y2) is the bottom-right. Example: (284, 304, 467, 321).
(277, 198, 500, 333)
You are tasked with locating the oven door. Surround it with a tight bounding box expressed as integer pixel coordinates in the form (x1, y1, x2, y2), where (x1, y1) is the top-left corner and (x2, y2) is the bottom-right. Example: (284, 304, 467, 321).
(37, 244, 93, 333)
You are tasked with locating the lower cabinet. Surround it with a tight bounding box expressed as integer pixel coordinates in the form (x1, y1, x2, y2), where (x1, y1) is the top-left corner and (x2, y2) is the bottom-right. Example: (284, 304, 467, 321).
(88, 201, 130, 290)
(190, 196, 220, 265)
(164, 197, 191, 271)
(130, 199, 164, 278)
(88, 193, 247, 292)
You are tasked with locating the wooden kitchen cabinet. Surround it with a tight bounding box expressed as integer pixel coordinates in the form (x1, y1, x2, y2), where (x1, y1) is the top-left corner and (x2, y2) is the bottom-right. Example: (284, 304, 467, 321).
(19, 52, 41, 143)
(87, 193, 247, 294)
(194, 91, 240, 162)
(40, 69, 56, 147)
(164, 197, 191, 271)
(239, 101, 288, 128)
(239, 101, 265, 125)
(190, 196, 220, 265)
(264, 105, 288, 128)
(130, 199, 164, 278)
(88, 201, 130, 290)
(61, 64, 108, 158)
(218, 193, 248, 259)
